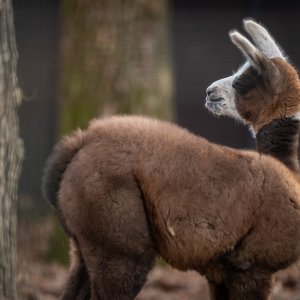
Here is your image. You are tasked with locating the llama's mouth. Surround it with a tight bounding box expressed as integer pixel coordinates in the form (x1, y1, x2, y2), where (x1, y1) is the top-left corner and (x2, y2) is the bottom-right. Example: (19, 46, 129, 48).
(206, 96, 224, 103)
(205, 97, 225, 115)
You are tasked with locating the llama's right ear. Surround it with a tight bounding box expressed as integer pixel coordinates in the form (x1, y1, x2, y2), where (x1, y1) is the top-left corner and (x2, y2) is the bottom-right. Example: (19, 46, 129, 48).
(243, 19, 285, 59)
(230, 30, 273, 74)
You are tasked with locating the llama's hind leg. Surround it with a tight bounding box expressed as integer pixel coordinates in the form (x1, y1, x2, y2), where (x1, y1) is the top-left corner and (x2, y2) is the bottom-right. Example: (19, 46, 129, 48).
(228, 269, 272, 300)
(81, 243, 156, 300)
(60, 238, 90, 300)
(60, 166, 157, 299)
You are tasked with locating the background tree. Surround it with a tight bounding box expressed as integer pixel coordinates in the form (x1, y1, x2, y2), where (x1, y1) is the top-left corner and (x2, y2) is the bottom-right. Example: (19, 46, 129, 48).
(60, 0, 173, 134)
(0, 0, 23, 299)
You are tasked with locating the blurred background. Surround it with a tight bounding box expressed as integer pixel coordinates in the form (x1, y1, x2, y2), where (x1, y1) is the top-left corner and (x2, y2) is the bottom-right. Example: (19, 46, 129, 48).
(14, 0, 300, 299)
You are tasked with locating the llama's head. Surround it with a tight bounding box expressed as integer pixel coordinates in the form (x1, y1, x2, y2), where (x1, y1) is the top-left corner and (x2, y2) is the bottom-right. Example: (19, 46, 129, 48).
(206, 19, 300, 133)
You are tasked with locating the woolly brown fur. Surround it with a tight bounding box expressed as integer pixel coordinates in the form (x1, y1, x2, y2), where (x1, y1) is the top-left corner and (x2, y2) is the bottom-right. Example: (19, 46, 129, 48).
(43, 19, 300, 300)
(43, 115, 300, 300)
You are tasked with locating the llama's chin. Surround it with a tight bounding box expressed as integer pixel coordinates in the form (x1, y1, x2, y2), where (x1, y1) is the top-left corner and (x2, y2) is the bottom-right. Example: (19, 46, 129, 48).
(205, 98, 245, 122)
(205, 98, 226, 116)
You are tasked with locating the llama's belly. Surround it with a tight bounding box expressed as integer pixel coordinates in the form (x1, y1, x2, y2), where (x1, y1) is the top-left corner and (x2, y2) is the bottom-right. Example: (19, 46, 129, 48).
(144, 191, 255, 271)
(154, 218, 236, 270)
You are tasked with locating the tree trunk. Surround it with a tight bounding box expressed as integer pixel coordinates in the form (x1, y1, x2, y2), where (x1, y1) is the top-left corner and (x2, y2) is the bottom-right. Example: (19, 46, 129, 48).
(0, 0, 23, 299)
(61, 0, 173, 134)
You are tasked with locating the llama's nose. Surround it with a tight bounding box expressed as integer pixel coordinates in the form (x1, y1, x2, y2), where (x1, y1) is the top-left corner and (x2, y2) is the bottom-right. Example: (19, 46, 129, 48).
(206, 86, 217, 96)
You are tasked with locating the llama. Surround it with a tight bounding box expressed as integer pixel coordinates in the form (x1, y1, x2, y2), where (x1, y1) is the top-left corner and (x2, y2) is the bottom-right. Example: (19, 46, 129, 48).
(43, 22, 300, 300)
(206, 19, 300, 173)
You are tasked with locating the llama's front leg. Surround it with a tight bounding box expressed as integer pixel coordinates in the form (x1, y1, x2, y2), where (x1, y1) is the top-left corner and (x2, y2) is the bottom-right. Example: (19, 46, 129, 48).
(208, 281, 229, 300)
(204, 262, 229, 300)
(228, 270, 272, 300)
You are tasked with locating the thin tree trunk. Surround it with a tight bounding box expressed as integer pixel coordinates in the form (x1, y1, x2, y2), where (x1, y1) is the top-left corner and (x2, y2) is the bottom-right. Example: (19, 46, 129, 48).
(0, 0, 23, 299)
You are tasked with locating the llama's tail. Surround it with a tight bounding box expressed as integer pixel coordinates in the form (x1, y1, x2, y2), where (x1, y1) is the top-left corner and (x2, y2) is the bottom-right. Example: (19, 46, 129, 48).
(42, 129, 86, 208)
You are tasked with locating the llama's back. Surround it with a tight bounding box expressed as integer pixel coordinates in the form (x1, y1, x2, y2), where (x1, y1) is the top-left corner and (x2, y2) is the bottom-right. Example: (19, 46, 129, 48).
(42, 115, 192, 211)
(41, 115, 168, 207)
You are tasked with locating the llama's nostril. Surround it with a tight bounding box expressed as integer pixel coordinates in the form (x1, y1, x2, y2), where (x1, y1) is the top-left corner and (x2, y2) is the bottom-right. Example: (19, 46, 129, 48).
(206, 87, 216, 96)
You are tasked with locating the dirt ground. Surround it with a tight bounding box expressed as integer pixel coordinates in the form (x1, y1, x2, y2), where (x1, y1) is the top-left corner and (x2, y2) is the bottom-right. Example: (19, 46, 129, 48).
(17, 218, 300, 300)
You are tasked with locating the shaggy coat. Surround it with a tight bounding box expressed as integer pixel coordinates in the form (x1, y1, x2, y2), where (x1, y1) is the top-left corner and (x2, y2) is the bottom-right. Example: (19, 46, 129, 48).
(43, 115, 300, 300)
(44, 19, 300, 300)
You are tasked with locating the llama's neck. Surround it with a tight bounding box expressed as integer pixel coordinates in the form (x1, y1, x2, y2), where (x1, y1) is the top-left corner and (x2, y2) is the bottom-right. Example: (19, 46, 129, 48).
(256, 117, 300, 173)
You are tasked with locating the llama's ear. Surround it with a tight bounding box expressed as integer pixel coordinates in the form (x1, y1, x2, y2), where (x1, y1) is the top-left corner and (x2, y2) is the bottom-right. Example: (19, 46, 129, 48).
(230, 30, 272, 74)
(243, 19, 285, 59)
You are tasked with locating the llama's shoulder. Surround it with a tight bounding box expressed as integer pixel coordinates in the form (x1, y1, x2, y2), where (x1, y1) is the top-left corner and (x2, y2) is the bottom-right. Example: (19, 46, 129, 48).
(242, 150, 300, 197)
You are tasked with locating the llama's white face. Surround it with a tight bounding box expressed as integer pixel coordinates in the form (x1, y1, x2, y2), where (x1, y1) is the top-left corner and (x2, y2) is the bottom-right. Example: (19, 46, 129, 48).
(205, 19, 286, 126)
(205, 63, 249, 122)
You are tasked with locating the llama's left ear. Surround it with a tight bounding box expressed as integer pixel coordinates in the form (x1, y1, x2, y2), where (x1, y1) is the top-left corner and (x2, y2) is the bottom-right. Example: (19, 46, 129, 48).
(230, 30, 274, 74)
(243, 19, 285, 59)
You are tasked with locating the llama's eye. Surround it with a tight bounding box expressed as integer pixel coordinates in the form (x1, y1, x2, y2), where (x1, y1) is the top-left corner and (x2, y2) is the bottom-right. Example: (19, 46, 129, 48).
(243, 111, 252, 120)
(232, 75, 256, 96)
(232, 68, 261, 96)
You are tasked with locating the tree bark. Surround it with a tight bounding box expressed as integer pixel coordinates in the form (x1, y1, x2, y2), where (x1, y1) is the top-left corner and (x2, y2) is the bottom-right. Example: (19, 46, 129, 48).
(61, 0, 173, 134)
(0, 0, 23, 299)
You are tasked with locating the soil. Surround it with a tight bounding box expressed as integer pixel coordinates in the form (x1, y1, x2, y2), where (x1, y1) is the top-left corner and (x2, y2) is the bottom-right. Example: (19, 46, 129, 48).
(17, 218, 300, 300)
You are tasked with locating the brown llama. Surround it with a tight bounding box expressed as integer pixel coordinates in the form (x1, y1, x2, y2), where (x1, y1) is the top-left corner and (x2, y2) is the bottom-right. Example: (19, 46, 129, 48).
(206, 19, 300, 297)
(206, 19, 300, 173)
(43, 21, 300, 300)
